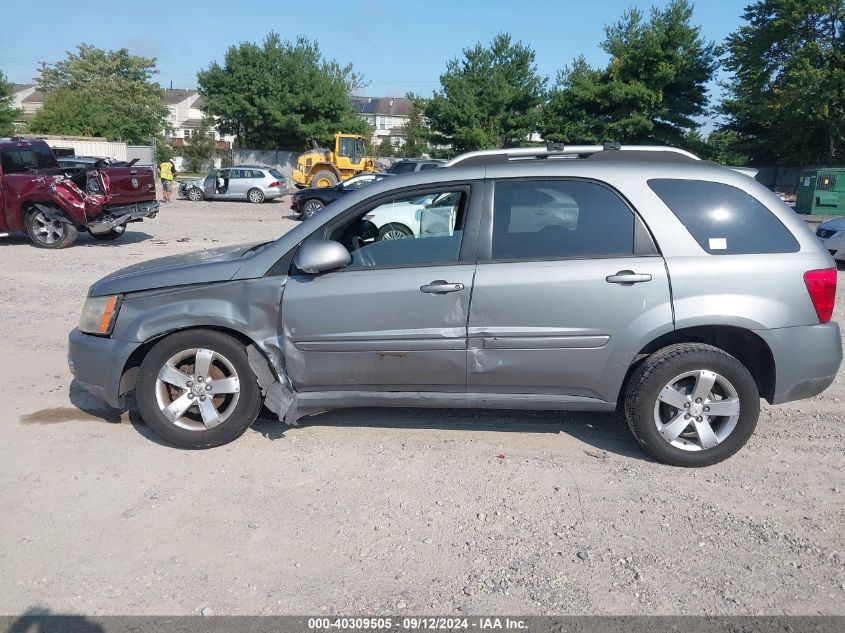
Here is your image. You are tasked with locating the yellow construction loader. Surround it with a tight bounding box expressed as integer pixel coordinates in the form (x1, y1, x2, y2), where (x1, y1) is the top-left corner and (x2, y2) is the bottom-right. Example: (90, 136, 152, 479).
(291, 133, 379, 188)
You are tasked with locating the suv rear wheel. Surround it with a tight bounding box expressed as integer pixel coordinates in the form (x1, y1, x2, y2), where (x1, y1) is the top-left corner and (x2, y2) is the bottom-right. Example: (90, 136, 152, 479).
(25, 207, 78, 249)
(624, 343, 760, 467)
(136, 330, 263, 449)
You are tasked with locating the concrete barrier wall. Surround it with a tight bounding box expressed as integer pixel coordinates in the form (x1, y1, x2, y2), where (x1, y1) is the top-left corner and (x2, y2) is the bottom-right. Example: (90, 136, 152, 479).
(231, 150, 299, 183)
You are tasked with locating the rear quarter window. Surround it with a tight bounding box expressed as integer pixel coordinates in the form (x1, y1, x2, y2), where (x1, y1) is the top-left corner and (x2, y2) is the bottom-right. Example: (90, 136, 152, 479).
(648, 179, 799, 255)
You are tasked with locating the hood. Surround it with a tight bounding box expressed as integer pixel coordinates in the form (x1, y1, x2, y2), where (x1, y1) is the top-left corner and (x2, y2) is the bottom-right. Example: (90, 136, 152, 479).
(182, 177, 204, 188)
(293, 184, 337, 198)
(819, 217, 845, 232)
(89, 242, 266, 297)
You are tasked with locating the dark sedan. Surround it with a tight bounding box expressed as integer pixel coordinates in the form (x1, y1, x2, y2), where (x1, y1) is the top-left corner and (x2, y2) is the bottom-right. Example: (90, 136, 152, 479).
(291, 172, 393, 219)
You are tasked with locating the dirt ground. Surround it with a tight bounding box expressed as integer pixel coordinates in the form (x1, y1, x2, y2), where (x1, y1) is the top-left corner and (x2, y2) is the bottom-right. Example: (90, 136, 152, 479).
(1, 192, 844, 617)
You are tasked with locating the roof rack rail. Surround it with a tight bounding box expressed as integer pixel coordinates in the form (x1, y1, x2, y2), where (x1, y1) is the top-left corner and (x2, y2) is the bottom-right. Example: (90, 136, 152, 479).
(442, 144, 700, 168)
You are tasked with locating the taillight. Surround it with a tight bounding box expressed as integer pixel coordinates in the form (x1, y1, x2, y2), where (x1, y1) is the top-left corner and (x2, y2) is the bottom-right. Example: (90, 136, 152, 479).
(803, 268, 837, 324)
(269, 181, 280, 188)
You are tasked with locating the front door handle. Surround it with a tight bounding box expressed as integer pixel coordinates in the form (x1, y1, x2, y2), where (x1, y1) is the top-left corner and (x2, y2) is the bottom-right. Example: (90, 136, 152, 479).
(606, 270, 652, 285)
(420, 280, 465, 294)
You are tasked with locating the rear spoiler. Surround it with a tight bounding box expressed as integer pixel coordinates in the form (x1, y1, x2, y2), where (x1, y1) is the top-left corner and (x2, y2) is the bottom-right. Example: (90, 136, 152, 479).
(729, 166, 758, 178)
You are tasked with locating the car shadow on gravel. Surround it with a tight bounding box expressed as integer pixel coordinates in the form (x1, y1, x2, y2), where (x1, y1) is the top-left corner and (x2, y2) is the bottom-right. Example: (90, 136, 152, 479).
(0, 231, 153, 247)
(64, 382, 648, 460)
(251, 407, 650, 461)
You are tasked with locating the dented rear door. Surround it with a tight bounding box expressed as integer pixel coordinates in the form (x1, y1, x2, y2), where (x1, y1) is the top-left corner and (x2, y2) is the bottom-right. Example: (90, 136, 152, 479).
(467, 178, 673, 403)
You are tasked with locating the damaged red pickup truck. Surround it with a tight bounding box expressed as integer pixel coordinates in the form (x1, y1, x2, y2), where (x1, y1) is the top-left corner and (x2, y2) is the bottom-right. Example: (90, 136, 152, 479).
(0, 138, 159, 248)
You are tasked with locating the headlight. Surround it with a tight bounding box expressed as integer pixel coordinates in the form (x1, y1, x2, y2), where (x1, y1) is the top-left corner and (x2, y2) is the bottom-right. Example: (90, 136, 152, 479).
(79, 295, 121, 335)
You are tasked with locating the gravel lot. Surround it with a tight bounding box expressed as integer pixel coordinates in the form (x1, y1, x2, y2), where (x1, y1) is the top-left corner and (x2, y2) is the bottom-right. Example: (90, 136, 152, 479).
(1, 192, 844, 616)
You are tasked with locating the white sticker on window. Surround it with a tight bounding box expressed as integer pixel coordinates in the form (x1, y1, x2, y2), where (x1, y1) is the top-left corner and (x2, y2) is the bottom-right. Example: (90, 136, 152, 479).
(709, 238, 727, 250)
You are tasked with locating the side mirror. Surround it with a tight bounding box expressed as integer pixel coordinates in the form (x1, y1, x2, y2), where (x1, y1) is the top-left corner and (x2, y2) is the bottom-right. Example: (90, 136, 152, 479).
(294, 240, 351, 274)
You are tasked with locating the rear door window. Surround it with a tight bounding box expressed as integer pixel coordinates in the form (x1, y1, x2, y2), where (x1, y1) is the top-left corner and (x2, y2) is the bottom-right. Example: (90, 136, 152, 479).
(1, 145, 58, 174)
(491, 180, 635, 260)
(648, 179, 799, 254)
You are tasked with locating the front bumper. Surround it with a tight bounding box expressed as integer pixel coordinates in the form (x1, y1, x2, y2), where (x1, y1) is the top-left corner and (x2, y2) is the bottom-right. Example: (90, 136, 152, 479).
(757, 321, 843, 404)
(290, 196, 305, 213)
(68, 328, 142, 409)
(88, 200, 160, 235)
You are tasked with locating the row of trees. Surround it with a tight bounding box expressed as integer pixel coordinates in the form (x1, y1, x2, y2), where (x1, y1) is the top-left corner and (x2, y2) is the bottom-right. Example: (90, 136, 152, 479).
(418, 0, 845, 165)
(1, 0, 843, 166)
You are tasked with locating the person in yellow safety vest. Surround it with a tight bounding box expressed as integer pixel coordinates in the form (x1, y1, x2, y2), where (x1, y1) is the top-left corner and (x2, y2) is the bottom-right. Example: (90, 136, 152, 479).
(159, 159, 178, 203)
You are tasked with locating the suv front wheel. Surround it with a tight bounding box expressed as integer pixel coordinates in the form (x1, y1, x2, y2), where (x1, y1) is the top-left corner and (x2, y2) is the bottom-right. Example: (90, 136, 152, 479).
(136, 330, 263, 449)
(624, 343, 760, 467)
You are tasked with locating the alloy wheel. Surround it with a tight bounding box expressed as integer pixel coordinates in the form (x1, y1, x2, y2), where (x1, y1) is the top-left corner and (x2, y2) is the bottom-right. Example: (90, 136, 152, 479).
(31, 211, 66, 245)
(652, 369, 741, 451)
(154, 348, 241, 431)
(381, 228, 410, 240)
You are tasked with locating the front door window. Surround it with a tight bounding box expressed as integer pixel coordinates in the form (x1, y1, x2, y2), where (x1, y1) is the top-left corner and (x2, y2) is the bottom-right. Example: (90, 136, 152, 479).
(327, 189, 467, 269)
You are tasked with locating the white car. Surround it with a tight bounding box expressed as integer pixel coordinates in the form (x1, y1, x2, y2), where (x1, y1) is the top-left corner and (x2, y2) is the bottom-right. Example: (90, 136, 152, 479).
(363, 192, 461, 240)
(816, 218, 845, 261)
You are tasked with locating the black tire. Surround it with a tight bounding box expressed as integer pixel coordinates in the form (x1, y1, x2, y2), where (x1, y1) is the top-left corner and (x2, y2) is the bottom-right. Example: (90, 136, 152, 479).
(187, 187, 204, 202)
(377, 223, 414, 241)
(623, 343, 760, 467)
(136, 330, 263, 449)
(309, 170, 337, 188)
(89, 225, 126, 241)
(25, 207, 78, 249)
(301, 198, 324, 218)
(247, 188, 265, 204)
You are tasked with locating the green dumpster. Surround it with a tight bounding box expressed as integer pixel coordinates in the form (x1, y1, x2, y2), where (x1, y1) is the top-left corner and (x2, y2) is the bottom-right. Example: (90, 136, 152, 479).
(795, 168, 845, 215)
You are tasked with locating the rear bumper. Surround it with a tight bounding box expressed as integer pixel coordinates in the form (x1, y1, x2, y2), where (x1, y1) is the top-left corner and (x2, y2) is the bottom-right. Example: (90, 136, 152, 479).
(88, 200, 159, 234)
(757, 322, 843, 404)
(819, 234, 845, 260)
(68, 328, 141, 408)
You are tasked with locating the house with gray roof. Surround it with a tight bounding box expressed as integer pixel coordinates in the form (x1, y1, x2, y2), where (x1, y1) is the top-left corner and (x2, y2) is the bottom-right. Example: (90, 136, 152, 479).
(352, 96, 413, 148)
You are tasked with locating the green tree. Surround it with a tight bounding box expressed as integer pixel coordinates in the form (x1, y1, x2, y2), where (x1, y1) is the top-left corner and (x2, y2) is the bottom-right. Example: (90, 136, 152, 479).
(28, 44, 168, 143)
(0, 71, 19, 136)
(541, 0, 715, 147)
(180, 117, 217, 172)
(377, 137, 395, 157)
(685, 129, 750, 165)
(720, 0, 845, 165)
(400, 96, 430, 157)
(423, 33, 547, 152)
(198, 33, 369, 151)
(155, 135, 173, 165)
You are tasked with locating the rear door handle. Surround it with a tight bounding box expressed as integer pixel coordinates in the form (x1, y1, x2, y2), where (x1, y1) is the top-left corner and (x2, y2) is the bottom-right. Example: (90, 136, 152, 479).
(606, 270, 652, 285)
(420, 280, 465, 294)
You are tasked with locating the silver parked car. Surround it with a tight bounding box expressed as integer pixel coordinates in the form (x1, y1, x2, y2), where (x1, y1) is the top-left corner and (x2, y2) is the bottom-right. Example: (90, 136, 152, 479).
(179, 165, 285, 203)
(68, 144, 841, 466)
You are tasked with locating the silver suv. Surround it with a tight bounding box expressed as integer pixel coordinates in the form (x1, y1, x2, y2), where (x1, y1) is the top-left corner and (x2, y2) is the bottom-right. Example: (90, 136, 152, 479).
(68, 145, 842, 466)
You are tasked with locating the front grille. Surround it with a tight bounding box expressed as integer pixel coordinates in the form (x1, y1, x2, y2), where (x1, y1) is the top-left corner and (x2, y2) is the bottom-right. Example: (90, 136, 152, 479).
(817, 229, 836, 238)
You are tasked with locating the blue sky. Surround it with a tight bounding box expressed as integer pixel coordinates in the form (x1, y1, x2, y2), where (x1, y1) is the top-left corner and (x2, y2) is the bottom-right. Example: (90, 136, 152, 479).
(1, 0, 748, 124)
